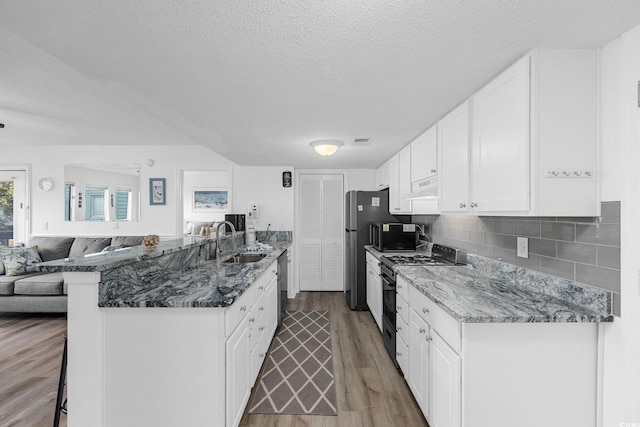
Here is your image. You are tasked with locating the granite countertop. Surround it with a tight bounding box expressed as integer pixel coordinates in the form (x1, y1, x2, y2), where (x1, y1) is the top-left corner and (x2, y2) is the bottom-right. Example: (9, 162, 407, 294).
(97, 241, 291, 308)
(38, 236, 216, 273)
(397, 265, 613, 323)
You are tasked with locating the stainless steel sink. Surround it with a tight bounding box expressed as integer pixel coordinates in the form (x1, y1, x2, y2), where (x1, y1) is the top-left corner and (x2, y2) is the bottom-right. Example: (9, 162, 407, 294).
(222, 253, 267, 264)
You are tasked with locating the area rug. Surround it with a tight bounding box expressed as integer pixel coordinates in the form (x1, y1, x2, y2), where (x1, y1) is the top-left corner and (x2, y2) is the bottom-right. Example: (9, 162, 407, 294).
(248, 310, 337, 416)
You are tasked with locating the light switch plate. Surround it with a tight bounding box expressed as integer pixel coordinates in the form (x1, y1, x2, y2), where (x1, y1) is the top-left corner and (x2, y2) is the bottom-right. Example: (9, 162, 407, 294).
(517, 237, 529, 258)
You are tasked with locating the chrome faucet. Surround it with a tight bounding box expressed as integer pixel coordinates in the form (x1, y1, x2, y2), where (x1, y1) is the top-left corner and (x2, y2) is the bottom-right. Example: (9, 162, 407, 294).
(216, 221, 237, 260)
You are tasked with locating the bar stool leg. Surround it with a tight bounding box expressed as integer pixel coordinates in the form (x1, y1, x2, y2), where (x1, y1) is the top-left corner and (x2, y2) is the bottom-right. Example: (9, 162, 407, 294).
(53, 336, 67, 427)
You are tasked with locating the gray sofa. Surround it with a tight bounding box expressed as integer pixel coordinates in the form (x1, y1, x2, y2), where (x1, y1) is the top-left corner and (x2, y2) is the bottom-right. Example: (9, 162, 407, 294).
(0, 236, 144, 313)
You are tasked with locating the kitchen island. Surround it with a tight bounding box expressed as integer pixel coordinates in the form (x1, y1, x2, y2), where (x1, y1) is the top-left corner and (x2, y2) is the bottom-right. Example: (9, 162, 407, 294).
(42, 235, 291, 427)
(367, 246, 612, 427)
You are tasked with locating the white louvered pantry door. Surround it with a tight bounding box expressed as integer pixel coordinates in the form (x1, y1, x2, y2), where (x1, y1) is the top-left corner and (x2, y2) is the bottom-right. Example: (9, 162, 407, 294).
(299, 174, 344, 291)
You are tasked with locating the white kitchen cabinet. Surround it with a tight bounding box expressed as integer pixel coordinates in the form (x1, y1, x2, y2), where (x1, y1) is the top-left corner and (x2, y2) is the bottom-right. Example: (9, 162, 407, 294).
(401, 276, 600, 427)
(438, 101, 471, 213)
(471, 55, 530, 213)
(365, 252, 383, 332)
(250, 274, 278, 380)
(408, 307, 430, 418)
(389, 152, 412, 214)
(375, 158, 391, 190)
(411, 125, 438, 183)
(439, 48, 599, 216)
(226, 314, 251, 427)
(430, 331, 461, 427)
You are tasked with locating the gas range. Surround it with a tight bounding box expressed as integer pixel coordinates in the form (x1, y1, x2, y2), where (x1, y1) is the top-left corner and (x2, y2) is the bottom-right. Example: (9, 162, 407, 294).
(379, 243, 466, 272)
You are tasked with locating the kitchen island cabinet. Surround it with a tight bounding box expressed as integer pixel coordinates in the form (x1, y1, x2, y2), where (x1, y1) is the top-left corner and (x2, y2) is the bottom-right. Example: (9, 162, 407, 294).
(40, 237, 290, 427)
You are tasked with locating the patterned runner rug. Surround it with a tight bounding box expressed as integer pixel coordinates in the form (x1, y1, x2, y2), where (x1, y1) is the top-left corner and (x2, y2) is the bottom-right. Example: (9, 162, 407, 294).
(248, 310, 337, 416)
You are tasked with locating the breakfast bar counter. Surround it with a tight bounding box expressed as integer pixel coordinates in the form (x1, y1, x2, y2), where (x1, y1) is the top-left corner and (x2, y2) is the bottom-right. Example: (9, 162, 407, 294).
(55, 234, 291, 427)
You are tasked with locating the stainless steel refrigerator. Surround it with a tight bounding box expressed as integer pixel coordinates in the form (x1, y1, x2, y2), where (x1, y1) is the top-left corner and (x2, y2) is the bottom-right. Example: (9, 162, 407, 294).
(345, 190, 399, 310)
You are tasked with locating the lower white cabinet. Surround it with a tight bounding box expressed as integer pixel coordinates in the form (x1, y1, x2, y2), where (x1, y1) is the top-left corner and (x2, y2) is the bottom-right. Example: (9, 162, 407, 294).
(226, 261, 278, 427)
(365, 253, 383, 332)
(400, 276, 601, 427)
(429, 331, 461, 427)
(408, 307, 430, 418)
(226, 315, 251, 427)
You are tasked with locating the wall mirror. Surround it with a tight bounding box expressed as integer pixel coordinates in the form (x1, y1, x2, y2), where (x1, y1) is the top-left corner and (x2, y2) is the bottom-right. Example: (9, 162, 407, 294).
(64, 164, 141, 222)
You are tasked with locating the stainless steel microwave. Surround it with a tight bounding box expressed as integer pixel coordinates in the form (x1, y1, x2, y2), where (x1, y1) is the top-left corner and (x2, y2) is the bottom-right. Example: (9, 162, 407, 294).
(371, 223, 418, 252)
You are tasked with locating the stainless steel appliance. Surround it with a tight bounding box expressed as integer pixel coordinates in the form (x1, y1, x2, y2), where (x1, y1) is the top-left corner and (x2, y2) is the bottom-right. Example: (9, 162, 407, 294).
(379, 244, 466, 368)
(371, 222, 419, 252)
(224, 214, 245, 233)
(277, 249, 288, 327)
(345, 190, 400, 310)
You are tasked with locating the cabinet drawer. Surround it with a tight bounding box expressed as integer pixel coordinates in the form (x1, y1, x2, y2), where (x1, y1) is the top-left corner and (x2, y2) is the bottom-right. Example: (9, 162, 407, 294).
(225, 287, 254, 337)
(366, 252, 381, 273)
(396, 309, 409, 345)
(397, 276, 409, 302)
(409, 285, 461, 353)
(396, 334, 408, 376)
(396, 293, 409, 324)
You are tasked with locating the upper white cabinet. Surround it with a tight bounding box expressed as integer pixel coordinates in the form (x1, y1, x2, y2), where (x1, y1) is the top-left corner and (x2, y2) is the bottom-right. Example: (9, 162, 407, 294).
(375, 158, 391, 190)
(389, 150, 412, 214)
(438, 101, 471, 213)
(471, 56, 530, 213)
(411, 126, 438, 183)
(439, 48, 598, 216)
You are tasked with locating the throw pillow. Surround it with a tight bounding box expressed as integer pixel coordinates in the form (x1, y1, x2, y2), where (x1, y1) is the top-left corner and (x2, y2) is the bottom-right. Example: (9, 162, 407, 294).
(0, 245, 42, 276)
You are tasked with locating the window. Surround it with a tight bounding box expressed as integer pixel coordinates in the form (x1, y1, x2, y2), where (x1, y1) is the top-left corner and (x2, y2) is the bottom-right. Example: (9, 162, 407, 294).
(85, 186, 108, 221)
(115, 189, 132, 221)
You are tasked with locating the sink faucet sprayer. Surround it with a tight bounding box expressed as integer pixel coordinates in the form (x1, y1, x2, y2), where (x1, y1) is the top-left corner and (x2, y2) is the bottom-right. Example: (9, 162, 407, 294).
(216, 221, 237, 260)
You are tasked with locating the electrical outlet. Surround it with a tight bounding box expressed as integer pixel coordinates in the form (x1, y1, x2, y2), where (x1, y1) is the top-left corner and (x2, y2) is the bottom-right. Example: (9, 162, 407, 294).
(517, 237, 529, 258)
(41, 221, 48, 231)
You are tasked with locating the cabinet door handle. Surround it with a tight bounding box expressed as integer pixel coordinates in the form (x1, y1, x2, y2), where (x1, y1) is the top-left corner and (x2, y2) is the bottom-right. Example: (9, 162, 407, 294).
(422, 307, 429, 314)
(259, 353, 265, 358)
(459, 203, 466, 208)
(430, 169, 437, 174)
(397, 306, 402, 311)
(470, 202, 478, 208)
(259, 286, 264, 290)
(397, 284, 402, 290)
(419, 328, 426, 334)
(396, 352, 402, 357)
(249, 317, 255, 323)
(240, 306, 247, 312)
(259, 306, 264, 311)
(397, 326, 402, 331)
(259, 326, 265, 331)
(426, 335, 432, 342)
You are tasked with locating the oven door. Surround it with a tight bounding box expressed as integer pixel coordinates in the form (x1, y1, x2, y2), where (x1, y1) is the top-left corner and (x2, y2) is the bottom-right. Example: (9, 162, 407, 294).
(381, 274, 396, 329)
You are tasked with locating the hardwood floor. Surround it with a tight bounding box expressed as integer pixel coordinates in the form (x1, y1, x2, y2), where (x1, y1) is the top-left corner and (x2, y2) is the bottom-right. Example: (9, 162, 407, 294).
(0, 313, 67, 427)
(240, 292, 429, 427)
(0, 292, 427, 427)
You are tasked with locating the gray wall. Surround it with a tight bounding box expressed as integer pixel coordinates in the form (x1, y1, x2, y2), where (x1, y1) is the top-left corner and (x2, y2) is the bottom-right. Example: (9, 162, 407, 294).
(412, 201, 621, 315)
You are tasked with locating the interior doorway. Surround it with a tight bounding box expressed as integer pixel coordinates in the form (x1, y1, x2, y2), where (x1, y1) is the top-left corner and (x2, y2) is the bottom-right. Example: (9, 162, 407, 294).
(0, 170, 27, 245)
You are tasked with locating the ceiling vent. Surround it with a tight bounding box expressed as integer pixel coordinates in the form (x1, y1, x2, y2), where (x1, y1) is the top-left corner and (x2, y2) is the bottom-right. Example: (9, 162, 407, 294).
(352, 138, 370, 146)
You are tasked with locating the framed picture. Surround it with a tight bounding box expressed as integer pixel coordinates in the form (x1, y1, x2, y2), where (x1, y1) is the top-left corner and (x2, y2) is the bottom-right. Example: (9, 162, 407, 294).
(193, 188, 229, 212)
(149, 178, 166, 205)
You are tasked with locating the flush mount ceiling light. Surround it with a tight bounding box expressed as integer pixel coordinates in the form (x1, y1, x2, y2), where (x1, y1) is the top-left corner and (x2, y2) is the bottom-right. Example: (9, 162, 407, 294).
(310, 139, 344, 156)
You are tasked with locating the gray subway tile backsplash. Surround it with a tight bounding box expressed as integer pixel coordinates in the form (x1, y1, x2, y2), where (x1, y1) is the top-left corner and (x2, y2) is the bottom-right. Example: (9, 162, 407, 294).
(597, 246, 621, 270)
(413, 201, 621, 316)
(527, 238, 557, 257)
(541, 221, 576, 241)
(556, 241, 597, 264)
(575, 263, 621, 293)
(576, 223, 621, 246)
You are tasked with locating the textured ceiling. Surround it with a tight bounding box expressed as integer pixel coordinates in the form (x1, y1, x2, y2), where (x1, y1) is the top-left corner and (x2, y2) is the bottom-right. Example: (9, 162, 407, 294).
(1, 1, 639, 168)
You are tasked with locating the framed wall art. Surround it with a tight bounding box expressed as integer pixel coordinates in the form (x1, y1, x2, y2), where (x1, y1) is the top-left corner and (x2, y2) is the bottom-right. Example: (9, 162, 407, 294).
(149, 178, 166, 205)
(192, 188, 229, 212)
